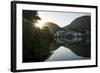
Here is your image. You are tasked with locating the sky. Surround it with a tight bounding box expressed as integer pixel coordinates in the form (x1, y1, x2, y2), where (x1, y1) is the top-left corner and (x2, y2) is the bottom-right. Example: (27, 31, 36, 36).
(38, 11, 91, 28)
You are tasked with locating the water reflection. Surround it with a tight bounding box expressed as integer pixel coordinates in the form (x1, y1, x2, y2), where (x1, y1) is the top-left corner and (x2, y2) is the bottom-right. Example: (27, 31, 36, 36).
(46, 46, 85, 61)
(48, 16, 91, 59)
(52, 29, 91, 58)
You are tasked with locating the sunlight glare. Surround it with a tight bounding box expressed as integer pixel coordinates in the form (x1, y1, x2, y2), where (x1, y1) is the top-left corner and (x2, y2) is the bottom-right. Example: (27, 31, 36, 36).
(35, 20, 46, 29)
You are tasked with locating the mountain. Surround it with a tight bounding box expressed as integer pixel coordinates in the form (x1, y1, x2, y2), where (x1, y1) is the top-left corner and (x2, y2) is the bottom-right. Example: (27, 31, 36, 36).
(43, 22, 61, 33)
(64, 16, 91, 31)
(63, 16, 91, 57)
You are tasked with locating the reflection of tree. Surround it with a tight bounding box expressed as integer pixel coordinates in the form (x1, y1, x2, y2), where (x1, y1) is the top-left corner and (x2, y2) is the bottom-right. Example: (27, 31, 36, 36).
(23, 10, 53, 62)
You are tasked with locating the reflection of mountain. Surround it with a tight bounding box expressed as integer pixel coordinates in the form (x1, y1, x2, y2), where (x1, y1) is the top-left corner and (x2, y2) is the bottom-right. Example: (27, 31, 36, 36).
(64, 16, 91, 58)
(44, 16, 91, 58)
(46, 46, 84, 61)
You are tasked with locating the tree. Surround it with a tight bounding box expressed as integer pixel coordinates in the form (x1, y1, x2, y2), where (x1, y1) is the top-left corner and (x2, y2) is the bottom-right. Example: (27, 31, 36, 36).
(23, 10, 53, 62)
(23, 10, 41, 62)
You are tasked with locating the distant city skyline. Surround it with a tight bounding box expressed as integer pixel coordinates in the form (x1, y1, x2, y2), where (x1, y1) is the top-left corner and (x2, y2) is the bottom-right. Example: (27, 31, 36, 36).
(38, 11, 91, 27)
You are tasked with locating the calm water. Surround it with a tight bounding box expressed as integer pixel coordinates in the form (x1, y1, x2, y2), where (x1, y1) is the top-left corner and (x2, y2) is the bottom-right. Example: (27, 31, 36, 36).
(46, 46, 85, 61)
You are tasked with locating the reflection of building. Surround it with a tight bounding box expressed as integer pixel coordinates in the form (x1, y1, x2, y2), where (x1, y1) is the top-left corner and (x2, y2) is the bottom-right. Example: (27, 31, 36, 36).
(54, 29, 90, 44)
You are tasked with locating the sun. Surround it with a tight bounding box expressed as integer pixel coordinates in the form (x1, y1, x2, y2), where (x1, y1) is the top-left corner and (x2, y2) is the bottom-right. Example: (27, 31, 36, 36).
(35, 20, 45, 29)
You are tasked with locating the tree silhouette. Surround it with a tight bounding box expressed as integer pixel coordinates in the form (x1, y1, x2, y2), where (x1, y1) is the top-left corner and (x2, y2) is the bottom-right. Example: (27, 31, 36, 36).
(23, 10, 53, 62)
